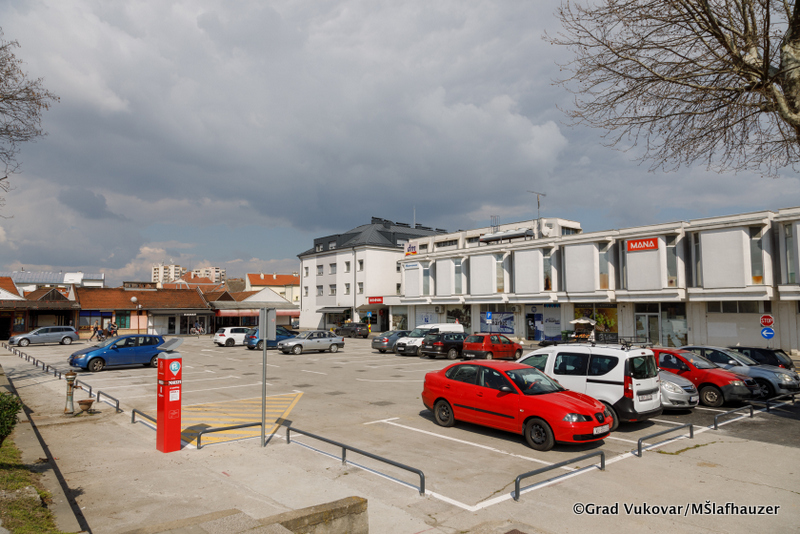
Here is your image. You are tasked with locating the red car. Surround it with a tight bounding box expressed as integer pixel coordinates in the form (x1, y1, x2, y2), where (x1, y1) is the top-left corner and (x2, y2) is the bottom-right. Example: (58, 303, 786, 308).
(652, 348, 754, 407)
(422, 360, 613, 451)
(461, 333, 523, 360)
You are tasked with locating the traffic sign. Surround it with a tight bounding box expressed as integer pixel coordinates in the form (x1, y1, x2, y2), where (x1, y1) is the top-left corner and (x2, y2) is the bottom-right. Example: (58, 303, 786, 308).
(367, 311, 372, 318)
(760, 314, 774, 328)
(761, 327, 775, 340)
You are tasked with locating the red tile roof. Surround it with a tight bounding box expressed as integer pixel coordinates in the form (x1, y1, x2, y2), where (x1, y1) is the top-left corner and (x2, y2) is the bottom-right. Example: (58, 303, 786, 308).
(76, 287, 210, 310)
(247, 273, 300, 286)
(232, 291, 259, 302)
(0, 277, 19, 297)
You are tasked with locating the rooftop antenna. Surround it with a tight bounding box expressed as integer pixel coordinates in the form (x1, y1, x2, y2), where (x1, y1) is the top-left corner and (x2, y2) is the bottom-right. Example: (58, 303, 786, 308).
(527, 190, 547, 237)
(413, 205, 416, 228)
(491, 215, 499, 233)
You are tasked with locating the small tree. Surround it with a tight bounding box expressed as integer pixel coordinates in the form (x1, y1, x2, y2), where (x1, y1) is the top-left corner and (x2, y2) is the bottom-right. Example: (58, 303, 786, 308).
(548, 0, 800, 176)
(0, 391, 23, 448)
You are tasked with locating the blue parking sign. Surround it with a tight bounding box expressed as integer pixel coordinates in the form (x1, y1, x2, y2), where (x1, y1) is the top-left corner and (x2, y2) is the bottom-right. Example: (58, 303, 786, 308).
(486, 311, 492, 320)
(761, 327, 775, 339)
(367, 312, 372, 318)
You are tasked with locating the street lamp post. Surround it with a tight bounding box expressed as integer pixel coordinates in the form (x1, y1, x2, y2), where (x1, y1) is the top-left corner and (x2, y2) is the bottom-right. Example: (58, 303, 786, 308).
(131, 296, 142, 334)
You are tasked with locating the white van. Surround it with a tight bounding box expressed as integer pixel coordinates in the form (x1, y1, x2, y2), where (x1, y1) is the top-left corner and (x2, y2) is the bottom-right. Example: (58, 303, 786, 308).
(394, 323, 465, 356)
(518, 344, 662, 431)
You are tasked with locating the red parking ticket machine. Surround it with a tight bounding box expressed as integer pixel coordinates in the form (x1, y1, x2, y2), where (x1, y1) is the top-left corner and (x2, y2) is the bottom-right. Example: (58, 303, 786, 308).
(156, 344, 183, 453)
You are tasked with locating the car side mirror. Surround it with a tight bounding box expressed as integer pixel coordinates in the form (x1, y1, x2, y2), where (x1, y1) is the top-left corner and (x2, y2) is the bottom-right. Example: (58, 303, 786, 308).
(728, 360, 737, 366)
(679, 363, 689, 371)
(499, 386, 515, 394)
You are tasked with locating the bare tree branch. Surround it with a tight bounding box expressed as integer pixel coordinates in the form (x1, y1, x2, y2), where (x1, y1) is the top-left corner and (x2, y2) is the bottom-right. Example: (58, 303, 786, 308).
(548, 0, 800, 175)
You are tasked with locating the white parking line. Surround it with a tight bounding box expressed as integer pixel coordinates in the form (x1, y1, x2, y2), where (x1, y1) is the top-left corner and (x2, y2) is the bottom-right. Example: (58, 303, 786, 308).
(693, 406, 727, 413)
(355, 378, 421, 383)
(87, 375, 240, 390)
(301, 370, 327, 375)
(650, 418, 686, 425)
(125, 382, 269, 399)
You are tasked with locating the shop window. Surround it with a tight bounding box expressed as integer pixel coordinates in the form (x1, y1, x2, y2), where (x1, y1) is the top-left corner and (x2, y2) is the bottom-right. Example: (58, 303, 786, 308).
(666, 235, 678, 287)
(750, 227, 764, 284)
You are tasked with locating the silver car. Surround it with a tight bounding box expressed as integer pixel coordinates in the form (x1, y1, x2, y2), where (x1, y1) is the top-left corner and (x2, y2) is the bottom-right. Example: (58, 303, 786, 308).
(659, 371, 699, 410)
(682, 345, 800, 400)
(277, 330, 344, 354)
(10, 326, 79, 347)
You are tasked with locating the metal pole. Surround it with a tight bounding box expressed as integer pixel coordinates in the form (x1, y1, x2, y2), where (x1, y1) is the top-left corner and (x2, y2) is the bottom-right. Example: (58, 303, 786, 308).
(261, 327, 267, 447)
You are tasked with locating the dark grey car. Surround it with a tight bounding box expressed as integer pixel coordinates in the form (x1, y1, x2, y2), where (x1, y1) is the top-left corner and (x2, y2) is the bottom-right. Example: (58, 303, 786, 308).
(9, 326, 79, 347)
(371, 330, 410, 353)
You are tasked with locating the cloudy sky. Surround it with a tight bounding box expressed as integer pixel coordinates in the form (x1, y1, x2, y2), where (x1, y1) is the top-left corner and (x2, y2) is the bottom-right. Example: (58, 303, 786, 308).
(1, 0, 798, 286)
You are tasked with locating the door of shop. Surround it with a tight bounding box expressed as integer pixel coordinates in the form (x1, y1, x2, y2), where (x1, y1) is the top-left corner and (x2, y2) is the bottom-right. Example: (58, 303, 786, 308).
(635, 314, 660, 345)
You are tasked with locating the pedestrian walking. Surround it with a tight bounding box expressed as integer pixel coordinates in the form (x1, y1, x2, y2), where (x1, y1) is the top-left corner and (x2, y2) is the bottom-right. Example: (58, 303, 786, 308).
(89, 320, 99, 341)
(108, 321, 118, 337)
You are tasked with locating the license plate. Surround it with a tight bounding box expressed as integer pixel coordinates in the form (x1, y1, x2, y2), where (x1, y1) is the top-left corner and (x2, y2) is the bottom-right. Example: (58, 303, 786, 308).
(463, 353, 474, 358)
(690, 396, 699, 403)
(593, 424, 610, 435)
(638, 394, 653, 401)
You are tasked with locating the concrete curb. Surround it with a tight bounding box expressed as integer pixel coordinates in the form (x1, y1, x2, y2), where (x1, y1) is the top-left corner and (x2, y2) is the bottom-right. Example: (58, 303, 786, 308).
(0, 362, 86, 533)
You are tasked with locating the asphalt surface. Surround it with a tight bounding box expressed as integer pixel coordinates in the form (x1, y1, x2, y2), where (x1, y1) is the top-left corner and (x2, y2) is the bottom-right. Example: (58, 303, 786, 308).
(1, 336, 799, 533)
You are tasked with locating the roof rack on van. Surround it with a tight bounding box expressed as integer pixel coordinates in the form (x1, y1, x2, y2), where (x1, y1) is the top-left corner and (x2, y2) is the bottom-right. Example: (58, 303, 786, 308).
(618, 337, 655, 351)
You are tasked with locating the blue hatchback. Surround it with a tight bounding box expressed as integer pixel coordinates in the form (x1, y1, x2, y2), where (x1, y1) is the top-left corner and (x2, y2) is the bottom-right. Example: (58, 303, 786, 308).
(245, 326, 295, 350)
(69, 334, 165, 372)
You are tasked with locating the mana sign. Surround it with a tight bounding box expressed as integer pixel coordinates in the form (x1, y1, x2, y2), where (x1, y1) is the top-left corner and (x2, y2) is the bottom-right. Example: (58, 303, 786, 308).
(627, 238, 659, 252)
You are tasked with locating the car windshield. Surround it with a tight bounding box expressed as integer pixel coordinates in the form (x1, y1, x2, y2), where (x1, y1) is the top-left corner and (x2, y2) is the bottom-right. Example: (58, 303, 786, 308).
(95, 337, 118, 348)
(721, 348, 757, 365)
(505, 367, 565, 395)
(408, 328, 431, 338)
(678, 351, 717, 369)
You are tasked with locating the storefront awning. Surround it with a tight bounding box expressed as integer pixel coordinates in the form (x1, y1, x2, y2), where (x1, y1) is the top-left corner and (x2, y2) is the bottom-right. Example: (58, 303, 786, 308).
(317, 307, 351, 314)
(215, 308, 301, 317)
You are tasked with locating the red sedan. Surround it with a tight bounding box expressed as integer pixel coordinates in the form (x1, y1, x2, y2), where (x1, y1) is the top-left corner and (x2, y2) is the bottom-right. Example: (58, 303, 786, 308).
(422, 361, 613, 451)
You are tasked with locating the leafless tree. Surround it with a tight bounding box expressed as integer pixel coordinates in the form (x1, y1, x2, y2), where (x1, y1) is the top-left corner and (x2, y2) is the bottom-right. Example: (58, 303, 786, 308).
(0, 29, 58, 209)
(548, 0, 800, 176)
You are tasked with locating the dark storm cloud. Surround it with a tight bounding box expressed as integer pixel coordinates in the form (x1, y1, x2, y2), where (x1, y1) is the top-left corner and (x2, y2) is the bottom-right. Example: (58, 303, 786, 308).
(58, 187, 126, 220)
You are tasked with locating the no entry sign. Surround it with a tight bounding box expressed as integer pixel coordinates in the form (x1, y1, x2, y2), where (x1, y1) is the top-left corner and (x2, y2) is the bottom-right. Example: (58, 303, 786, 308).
(760, 315, 774, 328)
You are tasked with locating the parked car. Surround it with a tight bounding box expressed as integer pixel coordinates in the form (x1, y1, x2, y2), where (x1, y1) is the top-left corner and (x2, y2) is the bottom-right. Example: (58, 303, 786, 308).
(518, 344, 662, 431)
(461, 333, 523, 360)
(420, 332, 468, 359)
(245, 326, 296, 350)
(371, 330, 410, 353)
(728, 346, 795, 370)
(652, 348, 754, 407)
(9, 326, 79, 347)
(681, 345, 800, 400)
(277, 330, 345, 354)
(214, 327, 251, 347)
(658, 371, 698, 410)
(335, 323, 370, 338)
(422, 360, 613, 451)
(395, 324, 465, 356)
(68, 334, 165, 372)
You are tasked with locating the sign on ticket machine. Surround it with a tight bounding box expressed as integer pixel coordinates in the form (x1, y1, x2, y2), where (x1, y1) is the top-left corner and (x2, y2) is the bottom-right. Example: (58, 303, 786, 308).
(156, 338, 183, 453)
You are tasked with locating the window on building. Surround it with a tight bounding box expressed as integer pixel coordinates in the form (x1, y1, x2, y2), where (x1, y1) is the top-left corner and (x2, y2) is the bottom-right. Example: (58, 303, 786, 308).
(693, 233, 703, 287)
(329, 241, 336, 250)
(316, 265, 323, 276)
(304, 266, 309, 277)
(358, 260, 364, 271)
(454, 259, 462, 294)
(785, 223, 795, 284)
(495, 254, 505, 293)
(618, 244, 627, 290)
(316, 286, 323, 296)
(304, 286, 309, 297)
(329, 284, 336, 296)
(543, 248, 553, 291)
(707, 301, 768, 313)
(396, 263, 401, 273)
(422, 263, 431, 296)
(329, 263, 337, 275)
(396, 283, 402, 295)
(419, 243, 428, 252)
(466, 236, 481, 244)
(357, 282, 363, 294)
(435, 239, 458, 248)
(599, 243, 610, 290)
(562, 227, 579, 235)
(345, 261, 351, 273)
(315, 244, 323, 252)
(750, 227, 764, 285)
(345, 283, 350, 295)
(115, 311, 130, 328)
(666, 235, 678, 287)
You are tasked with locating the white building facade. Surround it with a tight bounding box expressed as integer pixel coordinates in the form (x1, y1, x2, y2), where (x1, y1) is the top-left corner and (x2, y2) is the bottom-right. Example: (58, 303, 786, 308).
(151, 263, 186, 284)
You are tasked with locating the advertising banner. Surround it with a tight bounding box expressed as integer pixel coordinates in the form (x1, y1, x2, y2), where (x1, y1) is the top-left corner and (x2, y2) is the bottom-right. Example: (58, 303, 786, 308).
(480, 311, 514, 334)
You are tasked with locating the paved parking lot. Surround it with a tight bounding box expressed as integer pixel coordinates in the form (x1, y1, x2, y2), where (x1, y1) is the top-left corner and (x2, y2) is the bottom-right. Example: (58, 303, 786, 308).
(4, 336, 800, 532)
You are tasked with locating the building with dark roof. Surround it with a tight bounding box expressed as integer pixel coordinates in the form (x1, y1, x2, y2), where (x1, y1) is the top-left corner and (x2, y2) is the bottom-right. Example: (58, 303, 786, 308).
(298, 217, 446, 330)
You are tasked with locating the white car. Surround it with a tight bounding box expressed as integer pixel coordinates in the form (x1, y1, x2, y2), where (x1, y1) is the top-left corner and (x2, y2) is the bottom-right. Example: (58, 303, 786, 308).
(394, 323, 465, 356)
(214, 327, 250, 347)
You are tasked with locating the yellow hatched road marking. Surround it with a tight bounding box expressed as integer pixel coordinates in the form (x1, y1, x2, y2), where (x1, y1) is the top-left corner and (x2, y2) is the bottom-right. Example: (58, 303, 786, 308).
(180, 393, 303, 445)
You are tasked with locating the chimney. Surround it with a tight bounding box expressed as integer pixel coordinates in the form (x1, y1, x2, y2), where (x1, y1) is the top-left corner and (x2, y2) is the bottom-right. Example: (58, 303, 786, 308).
(273, 273, 277, 279)
(260, 273, 264, 279)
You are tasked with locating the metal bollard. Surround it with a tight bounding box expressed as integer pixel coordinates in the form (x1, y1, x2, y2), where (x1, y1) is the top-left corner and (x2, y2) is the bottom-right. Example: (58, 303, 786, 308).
(65, 371, 77, 414)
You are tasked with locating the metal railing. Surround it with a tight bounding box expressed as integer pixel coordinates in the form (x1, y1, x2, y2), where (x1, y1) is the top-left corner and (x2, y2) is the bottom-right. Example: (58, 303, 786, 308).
(713, 405, 754, 429)
(636, 423, 693, 457)
(196, 422, 263, 449)
(96, 391, 122, 413)
(764, 393, 797, 412)
(514, 451, 605, 502)
(286, 425, 426, 496)
(131, 409, 156, 425)
(75, 380, 92, 397)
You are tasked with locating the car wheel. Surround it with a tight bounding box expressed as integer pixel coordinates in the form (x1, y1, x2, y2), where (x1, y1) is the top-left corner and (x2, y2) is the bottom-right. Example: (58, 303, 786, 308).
(225, 339, 234, 347)
(447, 348, 459, 360)
(378, 349, 386, 353)
(754, 378, 775, 400)
(514, 349, 522, 359)
(61, 337, 73, 345)
(433, 400, 455, 427)
(150, 356, 158, 368)
(414, 346, 421, 356)
(699, 385, 724, 407)
(88, 358, 105, 372)
(485, 352, 493, 360)
(19, 338, 29, 347)
(524, 417, 555, 451)
(257, 341, 264, 350)
(292, 344, 302, 355)
(330, 344, 339, 353)
(603, 402, 619, 432)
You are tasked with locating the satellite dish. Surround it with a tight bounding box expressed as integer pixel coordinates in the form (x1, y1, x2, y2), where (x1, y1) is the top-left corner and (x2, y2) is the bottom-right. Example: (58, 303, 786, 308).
(159, 338, 183, 353)
(541, 227, 552, 237)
